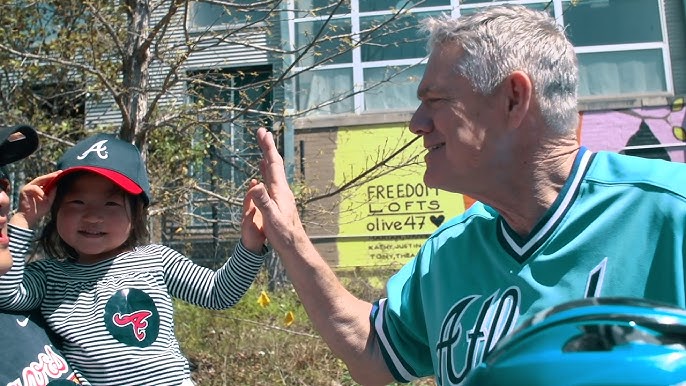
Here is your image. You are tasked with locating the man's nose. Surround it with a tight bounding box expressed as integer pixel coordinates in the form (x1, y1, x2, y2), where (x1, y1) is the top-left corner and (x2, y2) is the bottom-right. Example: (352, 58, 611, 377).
(409, 103, 432, 135)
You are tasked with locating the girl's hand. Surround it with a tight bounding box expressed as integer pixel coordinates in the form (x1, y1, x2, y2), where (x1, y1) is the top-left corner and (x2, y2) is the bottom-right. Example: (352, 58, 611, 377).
(11, 171, 62, 229)
(241, 179, 266, 254)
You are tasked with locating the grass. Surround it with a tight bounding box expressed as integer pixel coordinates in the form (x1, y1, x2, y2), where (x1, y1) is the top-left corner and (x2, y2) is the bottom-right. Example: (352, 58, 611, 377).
(174, 267, 437, 386)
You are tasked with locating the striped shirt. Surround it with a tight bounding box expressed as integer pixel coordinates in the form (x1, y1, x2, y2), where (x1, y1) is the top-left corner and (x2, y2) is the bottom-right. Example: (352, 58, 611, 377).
(0, 224, 267, 386)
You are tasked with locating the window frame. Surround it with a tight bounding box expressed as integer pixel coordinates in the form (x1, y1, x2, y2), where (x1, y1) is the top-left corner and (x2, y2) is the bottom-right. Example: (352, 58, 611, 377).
(187, 66, 273, 226)
(287, 0, 674, 117)
(187, 0, 271, 32)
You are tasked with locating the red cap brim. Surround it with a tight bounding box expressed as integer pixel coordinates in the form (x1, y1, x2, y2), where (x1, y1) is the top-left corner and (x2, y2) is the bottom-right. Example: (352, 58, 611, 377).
(44, 166, 144, 196)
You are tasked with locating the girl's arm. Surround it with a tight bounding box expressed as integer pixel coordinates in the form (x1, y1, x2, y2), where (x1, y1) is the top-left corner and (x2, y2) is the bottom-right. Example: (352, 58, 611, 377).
(163, 178, 267, 308)
(160, 242, 267, 309)
(0, 172, 58, 308)
(0, 225, 45, 311)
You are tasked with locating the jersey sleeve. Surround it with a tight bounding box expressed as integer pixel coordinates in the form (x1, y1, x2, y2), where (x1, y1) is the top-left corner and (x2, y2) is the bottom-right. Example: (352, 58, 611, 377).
(0, 224, 46, 311)
(371, 254, 434, 383)
(161, 240, 267, 309)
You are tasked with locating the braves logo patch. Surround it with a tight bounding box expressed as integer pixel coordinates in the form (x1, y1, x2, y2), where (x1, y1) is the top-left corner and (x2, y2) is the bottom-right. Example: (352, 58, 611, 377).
(112, 311, 153, 342)
(104, 288, 159, 347)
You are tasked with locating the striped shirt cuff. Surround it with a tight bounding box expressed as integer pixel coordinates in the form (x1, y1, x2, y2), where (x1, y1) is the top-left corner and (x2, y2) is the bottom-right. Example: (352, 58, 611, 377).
(8, 224, 35, 258)
(234, 239, 268, 267)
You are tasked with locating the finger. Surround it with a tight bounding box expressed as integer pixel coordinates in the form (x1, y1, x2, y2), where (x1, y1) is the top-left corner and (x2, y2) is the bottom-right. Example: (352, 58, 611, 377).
(45, 182, 58, 203)
(259, 159, 266, 181)
(249, 182, 276, 218)
(256, 128, 283, 170)
(20, 184, 44, 196)
(29, 170, 62, 186)
(243, 203, 264, 230)
(255, 129, 289, 195)
(242, 205, 255, 222)
(243, 179, 259, 213)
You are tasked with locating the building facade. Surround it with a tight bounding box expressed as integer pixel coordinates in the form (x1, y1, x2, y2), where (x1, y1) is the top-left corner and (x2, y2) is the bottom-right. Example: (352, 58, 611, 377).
(74, 0, 686, 268)
(282, 0, 686, 268)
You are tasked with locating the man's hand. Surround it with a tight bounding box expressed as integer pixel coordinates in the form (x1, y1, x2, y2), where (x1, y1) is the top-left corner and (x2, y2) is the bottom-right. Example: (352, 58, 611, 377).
(247, 128, 305, 251)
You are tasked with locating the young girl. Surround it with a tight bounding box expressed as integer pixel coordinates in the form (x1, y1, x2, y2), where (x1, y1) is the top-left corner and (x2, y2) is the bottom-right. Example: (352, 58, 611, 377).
(0, 133, 267, 386)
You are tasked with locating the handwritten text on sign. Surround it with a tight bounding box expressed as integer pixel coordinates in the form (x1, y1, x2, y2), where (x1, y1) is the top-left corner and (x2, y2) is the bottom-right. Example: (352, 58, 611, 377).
(365, 183, 442, 232)
(334, 125, 466, 267)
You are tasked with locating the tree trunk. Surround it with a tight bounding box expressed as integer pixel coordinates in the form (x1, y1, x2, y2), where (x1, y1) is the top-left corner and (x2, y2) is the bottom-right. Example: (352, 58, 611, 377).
(121, 0, 150, 155)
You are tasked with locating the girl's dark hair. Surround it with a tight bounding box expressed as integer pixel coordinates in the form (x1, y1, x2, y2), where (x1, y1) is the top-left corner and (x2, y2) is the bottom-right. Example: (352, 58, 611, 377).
(38, 171, 149, 262)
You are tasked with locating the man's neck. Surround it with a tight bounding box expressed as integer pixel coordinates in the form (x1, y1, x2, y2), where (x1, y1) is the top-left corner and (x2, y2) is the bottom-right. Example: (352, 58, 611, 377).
(483, 139, 581, 237)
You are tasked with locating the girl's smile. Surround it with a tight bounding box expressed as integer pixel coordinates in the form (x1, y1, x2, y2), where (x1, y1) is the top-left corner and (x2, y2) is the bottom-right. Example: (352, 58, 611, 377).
(56, 173, 133, 264)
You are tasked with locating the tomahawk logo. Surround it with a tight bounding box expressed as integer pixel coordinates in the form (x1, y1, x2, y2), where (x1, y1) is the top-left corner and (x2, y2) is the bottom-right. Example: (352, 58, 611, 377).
(104, 288, 160, 347)
(112, 311, 153, 342)
(76, 139, 109, 160)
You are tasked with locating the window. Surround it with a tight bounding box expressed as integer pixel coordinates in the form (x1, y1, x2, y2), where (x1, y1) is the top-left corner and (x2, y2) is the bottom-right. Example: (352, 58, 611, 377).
(189, 0, 270, 29)
(189, 66, 272, 225)
(562, 0, 670, 97)
(290, 0, 441, 115)
(288, 0, 674, 116)
(294, 0, 351, 18)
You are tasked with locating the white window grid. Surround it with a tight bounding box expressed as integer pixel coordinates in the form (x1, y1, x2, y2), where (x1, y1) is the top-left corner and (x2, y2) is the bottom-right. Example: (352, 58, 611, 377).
(285, 0, 673, 114)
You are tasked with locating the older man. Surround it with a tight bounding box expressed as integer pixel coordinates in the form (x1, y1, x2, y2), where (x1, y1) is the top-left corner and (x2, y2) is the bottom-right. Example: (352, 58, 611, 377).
(249, 4, 686, 386)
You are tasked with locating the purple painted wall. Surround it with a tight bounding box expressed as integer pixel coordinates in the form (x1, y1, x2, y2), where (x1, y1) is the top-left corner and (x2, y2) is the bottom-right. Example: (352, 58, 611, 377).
(581, 98, 686, 162)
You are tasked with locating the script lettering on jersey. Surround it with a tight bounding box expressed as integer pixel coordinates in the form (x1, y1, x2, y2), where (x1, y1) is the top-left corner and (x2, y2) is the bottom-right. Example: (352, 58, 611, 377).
(113, 310, 153, 341)
(435, 287, 520, 385)
(7, 345, 71, 386)
(76, 139, 109, 160)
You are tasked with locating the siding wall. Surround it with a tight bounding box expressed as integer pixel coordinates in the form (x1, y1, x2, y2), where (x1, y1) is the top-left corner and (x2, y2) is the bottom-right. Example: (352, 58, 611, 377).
(85, 2, 272, 128)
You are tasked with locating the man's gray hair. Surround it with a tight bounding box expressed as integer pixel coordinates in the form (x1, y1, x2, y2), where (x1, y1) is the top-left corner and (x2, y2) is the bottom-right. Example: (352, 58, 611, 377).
(423, 4, 579, 135)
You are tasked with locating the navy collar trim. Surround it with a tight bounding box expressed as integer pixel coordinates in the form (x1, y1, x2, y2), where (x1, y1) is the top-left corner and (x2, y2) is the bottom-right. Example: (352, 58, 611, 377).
(497, 148, 594, 263)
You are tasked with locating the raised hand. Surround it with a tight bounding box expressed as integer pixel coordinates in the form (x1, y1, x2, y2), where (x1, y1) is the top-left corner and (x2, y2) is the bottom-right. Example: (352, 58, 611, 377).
(247, 128, 307, 253)
(241, 178, 266, 254)
(11, 171, 62, 229)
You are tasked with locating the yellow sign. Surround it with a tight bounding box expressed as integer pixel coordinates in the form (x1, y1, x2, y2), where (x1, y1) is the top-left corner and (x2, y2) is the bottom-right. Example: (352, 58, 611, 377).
(334, 125, 467, 267)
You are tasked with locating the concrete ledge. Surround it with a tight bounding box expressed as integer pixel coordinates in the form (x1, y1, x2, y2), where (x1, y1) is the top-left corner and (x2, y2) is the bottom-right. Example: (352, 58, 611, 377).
(293, 94, 684, 130)
(294, 111, 413, 129)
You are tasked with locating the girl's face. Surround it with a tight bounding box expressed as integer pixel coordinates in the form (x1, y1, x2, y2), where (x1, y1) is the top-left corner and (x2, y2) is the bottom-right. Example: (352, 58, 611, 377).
(56, 173, 133, 264)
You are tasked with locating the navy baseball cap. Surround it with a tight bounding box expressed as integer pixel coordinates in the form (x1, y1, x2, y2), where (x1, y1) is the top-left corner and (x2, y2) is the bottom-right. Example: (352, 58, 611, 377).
(0, 124, 39, 166)
(44, 133, 151, 205)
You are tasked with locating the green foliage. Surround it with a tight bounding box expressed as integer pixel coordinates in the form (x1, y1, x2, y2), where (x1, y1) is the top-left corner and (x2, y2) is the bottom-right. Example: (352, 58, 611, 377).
(174, 268, 437, 385)
(174, 285, 351, 385)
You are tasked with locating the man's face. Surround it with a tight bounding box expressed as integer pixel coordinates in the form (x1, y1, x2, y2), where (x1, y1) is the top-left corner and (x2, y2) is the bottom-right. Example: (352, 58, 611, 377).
(409, 44, 509, 195)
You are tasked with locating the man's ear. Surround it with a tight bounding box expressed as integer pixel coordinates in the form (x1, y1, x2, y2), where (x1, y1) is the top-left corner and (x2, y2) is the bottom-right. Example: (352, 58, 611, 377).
(504, 71, 532, 128)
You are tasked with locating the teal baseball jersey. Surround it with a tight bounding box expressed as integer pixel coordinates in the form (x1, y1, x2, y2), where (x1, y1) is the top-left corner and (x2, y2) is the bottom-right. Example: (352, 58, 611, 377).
(371, 148, 686, 385)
